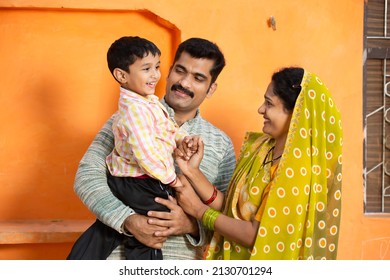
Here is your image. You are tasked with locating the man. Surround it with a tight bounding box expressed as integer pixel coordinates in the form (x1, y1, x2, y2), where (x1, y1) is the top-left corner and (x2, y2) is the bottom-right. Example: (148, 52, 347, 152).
(73, 38, 236, 260)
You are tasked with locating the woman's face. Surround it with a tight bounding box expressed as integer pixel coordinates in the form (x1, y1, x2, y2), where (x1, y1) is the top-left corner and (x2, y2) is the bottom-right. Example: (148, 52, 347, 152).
(258, 82, 292, 140)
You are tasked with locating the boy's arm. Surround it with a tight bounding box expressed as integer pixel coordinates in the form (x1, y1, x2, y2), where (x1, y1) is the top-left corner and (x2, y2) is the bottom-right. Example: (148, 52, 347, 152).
(74, 114, 189, 248)
(116, 103, 177, 184)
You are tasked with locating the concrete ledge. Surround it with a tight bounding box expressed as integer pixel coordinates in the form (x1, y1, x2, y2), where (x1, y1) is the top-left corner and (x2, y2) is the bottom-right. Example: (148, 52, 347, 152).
(0, 220, 94, 244)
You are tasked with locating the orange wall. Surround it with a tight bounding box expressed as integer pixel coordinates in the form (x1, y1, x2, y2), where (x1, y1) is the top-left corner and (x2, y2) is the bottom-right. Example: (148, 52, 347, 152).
(1, 0, 387, 260)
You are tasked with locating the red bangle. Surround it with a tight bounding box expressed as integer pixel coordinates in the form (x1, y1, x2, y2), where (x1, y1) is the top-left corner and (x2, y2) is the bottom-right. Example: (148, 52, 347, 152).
(203, 185, 218, 205)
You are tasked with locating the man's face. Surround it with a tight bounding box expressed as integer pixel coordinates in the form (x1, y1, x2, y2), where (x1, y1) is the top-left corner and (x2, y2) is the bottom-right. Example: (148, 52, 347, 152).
(164, 52, 217, 115)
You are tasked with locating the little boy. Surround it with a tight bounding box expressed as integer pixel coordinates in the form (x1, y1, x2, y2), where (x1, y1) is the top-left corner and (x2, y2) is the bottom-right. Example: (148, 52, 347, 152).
(68, 36, 198, 260)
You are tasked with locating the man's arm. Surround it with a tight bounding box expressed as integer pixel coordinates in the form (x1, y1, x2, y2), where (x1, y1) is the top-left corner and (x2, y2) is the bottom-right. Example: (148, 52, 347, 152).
(74, 115, 133, 232)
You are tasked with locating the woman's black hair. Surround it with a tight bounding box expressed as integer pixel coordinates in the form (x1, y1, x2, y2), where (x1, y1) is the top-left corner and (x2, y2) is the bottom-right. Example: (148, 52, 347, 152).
(272, 67, 304, 112)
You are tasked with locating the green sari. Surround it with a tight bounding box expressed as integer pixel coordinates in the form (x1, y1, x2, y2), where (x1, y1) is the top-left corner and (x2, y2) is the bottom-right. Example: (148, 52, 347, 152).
(206, 70, 343, 260)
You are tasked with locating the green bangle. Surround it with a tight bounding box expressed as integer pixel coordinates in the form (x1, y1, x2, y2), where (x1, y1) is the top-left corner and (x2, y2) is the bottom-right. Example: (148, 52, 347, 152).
(202, 208, 221, 231)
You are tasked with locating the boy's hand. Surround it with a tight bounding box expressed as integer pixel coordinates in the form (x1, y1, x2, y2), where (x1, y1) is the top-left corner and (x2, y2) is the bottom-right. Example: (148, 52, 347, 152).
(169, 176, 183, 188)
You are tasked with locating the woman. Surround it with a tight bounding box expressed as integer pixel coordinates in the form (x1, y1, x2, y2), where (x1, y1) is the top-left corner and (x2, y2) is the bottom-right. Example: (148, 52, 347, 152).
(174, 67, 343, 260)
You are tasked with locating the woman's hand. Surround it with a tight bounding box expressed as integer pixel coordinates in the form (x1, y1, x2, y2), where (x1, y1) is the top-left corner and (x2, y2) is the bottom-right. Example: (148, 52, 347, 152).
(176, 135, 200, 160)
(174, 174, 208, 220)
(174, 137, 204, 177)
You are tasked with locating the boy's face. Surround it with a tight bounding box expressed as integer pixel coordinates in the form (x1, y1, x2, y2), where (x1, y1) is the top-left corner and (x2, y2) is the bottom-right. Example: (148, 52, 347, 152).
(164, 52, 217, 115)
(122, 52, 161, 97)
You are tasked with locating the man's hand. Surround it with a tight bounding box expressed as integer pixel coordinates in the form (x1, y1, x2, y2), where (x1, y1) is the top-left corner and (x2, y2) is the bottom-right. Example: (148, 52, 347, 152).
(147, 195, 199, 238)
(123, 214, 168, 249)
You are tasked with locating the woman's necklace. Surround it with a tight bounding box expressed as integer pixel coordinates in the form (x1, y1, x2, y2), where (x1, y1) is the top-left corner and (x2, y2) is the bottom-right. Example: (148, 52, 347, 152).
(261, 146, 282, 167)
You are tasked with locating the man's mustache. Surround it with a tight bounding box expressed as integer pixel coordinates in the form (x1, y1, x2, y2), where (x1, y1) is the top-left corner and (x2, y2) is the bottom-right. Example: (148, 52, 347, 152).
(171, 84, 194, 98)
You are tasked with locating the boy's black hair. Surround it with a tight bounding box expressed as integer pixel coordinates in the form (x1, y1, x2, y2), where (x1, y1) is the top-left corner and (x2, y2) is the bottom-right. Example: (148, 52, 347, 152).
(107, 36, 161, 75)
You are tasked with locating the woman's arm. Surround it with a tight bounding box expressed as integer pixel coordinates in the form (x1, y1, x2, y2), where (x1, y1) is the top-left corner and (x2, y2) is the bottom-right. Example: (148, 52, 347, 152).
(175, 138, 224, 210)
(175, 175, 259, 248)
(211, 210, 259, 248)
